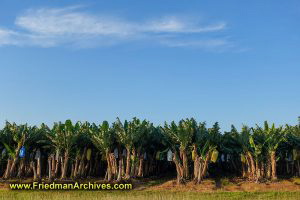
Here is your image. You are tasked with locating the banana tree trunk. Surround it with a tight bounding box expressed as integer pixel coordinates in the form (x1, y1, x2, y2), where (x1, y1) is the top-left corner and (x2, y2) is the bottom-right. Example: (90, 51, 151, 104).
(17, 159, 25, 178)
(271, 151, 277, 180)
(182, 148, 189, 179)
(125, 146, 131, 179)
(37, 158, 41, 180)
(117, 156, 123, 181)
(92, 153, 98, 176)
(79, 148, 87, 177)
(9, 142, 23, 178)
(255, 160, 260, 182)
(84, 161, 90, 178)
(138, 152, 144, 177)
(60, 157, 64, 177)
(248, 153, 256, 181)
(61, 151, 69, 180)
(31, 161, 37, 181)
(173, 153, 184, 184)
(194, 156, 199, 180)
(51, 155, 55, 178)
(261, 162, 265, 178)
(48, 157, 52, 181)
(197, 157, 203, 184)
(54, 156, 60, 178)
(74, 157, 79, 178)
(246, 155, 251, 179)
(242, 161, 246, 177)
(106, 151, 112, 182)
(267, 155, 271, 179)
(131, 147, 136, 177)
(3, 158, 12, 179)
(134, 147, 140, 177)
(201, 152, 210, 178)
(71, 162, 75, 179)
(193, 144, 198, 179)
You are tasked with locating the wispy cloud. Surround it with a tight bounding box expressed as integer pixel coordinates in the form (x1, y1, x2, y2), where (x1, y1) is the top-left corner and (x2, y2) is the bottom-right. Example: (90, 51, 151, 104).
(160, 39, 229, 48)
(0, 28, 20, 46)
(0, 6, 231, 49)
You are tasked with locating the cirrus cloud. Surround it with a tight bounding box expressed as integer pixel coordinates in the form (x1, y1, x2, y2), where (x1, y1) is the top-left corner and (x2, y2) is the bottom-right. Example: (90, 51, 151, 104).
(0, 6, 231, 49)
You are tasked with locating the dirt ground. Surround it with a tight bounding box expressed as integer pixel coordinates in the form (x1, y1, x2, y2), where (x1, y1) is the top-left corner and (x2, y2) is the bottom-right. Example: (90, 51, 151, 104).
(1, 177, 300, 192)
(141, 177, 300, 192)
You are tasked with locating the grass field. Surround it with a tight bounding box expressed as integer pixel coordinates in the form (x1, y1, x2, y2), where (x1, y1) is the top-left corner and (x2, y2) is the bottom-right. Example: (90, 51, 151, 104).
(0, 190, 300, 200)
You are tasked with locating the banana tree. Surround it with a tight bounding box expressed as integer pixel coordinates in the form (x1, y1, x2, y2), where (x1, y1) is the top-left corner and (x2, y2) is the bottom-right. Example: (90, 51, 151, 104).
(136, 121, 154, 177)
(128, 118, 148, 178)
(90, 121, 115, 181)
(281, 125, 300, 177)
(222, 125, 243, 177)
(235, 125, 256, 180)
(113, 118, 136, 179)
(263, 122, 285, 180)
(162, 119, 196, 183)
(197, 122, 221, 183)
(46, 120, 81, 180)
(250, 126, 267, 181)
(1, 122, 27, 179)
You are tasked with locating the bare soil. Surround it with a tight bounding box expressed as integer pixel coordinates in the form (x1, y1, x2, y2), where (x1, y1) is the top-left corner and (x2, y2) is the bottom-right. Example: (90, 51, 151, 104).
(1, 177, 300, 192)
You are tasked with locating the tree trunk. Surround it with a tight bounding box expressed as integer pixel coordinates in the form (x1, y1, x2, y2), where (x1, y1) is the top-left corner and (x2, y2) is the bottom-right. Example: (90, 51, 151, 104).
(131, 147, 136, 177)
(37, 158, 41, 180)
(31, 161, 37, 181)
(18, 159, 25, 178)
(71, 162, 75, 179)
(182, 148, 189, 179)
(73, 157, 79, 178)
(125, 146, 131, 179)
(197, 157, 203, 184)
(48, 157, 52, 181)
(117, 156, 123, 181)
(9, 142, 23, 178)
(173, 153, 184, 184)
(256, 160, 260, 182)
(80, 148, 87, 177)
(92, 153, 98, 176)
(248, 153, 256, 181)
(3, 158, 11, 179)
(54, 156, 60, 178)
(246, 155, 251, 179)
(84, 161, 90, 178)
(266, 154, 271, 179)
(51, 155, 55, 178)
(261, 162, 265, 178)
(61, 151, 69, 180)
(193, 144, 198, 180)
(242, 161, 246, 177)
(106, 151, 112, 182)
(137, 154, 144, 177)
(271, 151, 277, 180)
(60, 157, 64, 177)
(201, 152, 210, 178)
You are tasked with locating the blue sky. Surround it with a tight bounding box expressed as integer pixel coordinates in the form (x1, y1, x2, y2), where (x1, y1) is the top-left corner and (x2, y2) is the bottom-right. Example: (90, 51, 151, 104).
(0, 0, 299, 131)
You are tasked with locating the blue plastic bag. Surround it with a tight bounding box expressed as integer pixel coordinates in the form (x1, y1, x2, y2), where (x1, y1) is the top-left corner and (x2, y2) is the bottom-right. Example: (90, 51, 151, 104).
(19, 146, 25, 158)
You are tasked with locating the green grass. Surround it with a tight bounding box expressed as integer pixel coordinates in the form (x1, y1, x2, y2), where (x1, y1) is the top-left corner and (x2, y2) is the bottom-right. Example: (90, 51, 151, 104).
(0, 190, 300, 200)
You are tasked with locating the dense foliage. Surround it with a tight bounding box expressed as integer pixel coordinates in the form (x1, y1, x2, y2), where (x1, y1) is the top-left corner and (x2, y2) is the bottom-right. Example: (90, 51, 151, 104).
(0, 118, 300, 184)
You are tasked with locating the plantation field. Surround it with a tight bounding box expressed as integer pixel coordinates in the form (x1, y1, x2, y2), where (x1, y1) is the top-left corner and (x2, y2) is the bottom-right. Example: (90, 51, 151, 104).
(1, 190, 300, 200)
(1, 178, 300, 200)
